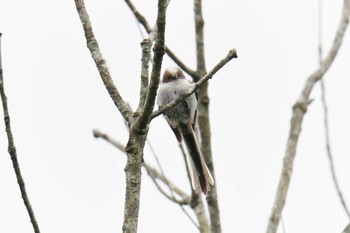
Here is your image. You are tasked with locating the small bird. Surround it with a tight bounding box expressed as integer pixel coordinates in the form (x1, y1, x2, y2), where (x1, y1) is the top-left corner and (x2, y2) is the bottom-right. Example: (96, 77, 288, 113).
(157, 67, 214, 194)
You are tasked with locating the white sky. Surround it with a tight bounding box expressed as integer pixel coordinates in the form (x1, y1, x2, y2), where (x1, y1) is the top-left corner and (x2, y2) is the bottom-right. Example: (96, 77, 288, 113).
(0, 0, 350, 232)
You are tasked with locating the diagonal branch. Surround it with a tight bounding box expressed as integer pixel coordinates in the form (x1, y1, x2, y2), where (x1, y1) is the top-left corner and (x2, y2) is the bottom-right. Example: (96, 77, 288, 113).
(343, 223, 350, 233)
(92, 129, 190, 202)
(124, 0, 198, 79)
(0, 33, 40, 233)
(144, 162, 190, 204)
(151, 48, 237, 119)
(74, 0, 132, 122)
(266, 1, 350, 233)
(93, 129, 213, 230)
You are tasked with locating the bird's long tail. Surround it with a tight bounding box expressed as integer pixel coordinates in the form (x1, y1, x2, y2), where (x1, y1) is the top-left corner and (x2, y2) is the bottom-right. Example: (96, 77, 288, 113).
(180, 123, 214, 194)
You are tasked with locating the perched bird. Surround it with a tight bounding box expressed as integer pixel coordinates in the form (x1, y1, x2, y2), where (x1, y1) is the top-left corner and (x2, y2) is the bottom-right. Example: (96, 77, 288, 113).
(156, 67, 214, 194)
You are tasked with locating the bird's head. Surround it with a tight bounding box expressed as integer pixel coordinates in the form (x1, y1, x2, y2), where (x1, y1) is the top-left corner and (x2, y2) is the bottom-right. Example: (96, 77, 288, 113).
(161, 67, 186, 83)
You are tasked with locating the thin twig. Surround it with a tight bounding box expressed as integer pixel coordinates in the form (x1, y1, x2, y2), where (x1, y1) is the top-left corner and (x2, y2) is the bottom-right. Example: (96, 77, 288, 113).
(144, 162, 190, 204)
(145, 140, 199, 229)
(124, 0, 198, 79)
(318, 0, 350, 220)
(266, 1, 350, 233)
(134, 17, 146, 40)
(151, 48, 237, 119)
(0, 33, 40, 233)
(146, 140, 192, 203)
(322, 95, 350, 217)
(146, 140, 191, 204)
(179, 142, 193, 190)
(93, 129, 126, 151)
(93, 129, 190, 200)
(93, 129, 199, 227)
(145, 177, 197, 233)
(74, 0, 132, 122)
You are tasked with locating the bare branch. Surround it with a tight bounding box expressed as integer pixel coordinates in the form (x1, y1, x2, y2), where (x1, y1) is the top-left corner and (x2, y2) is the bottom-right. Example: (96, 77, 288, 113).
(124, 0, 198, 78)
(136, 38, 152, 112)
(124, 0, 152, 32)
(343, 223, 350, 233)
(191, 193, 211, 233)
(0, 33, 40, 233)
(317, 0, 350, 219)
(151, 48, 237, 119)
(93, 129, 126, 152)
(93, 129, 190, 201)
(114, 41, 163, 233)
(146, 140, 191, 204)
(93, 129, 209, 231)
(322, 90, 350, 218)
(133, 0, 169, 130)
(266, 1, 350, 233)
(143, 162, 190, 204)
(193, 0, 223, 232)
(74, 0, 132, 122)
(323, 95, 350, 219)
(144, 169, 199, 231)
(194, 0, 206, 78)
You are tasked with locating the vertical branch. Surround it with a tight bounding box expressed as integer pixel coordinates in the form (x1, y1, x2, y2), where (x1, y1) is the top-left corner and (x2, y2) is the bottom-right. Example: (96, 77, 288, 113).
(136, 38, 152, 112)
(0, 33, 40, 233)
(123, 1, 169, 233)
(318, 0, 350, 219)
(122, 131, 146, 233)
(266, 1, 350, 232)
(191, 192, 211, 233)
(134, 0, 168, 130)
(194, 0, 206, 78)
(193, 1, 222, 233)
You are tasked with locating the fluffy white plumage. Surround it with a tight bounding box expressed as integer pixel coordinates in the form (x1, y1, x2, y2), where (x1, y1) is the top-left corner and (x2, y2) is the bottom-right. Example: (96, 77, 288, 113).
(157, 67, 214, 194)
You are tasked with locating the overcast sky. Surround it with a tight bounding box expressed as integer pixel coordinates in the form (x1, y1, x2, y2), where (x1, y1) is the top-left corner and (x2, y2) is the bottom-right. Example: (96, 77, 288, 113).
(0, 0, 350, 232)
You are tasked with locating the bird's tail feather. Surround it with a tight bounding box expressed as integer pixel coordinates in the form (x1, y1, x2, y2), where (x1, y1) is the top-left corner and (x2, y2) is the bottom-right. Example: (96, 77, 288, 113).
(180, 123, 214, 194)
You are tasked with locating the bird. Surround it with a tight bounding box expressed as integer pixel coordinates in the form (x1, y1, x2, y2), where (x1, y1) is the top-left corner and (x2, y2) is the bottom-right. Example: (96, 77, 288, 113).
(156, 66, 214, 194)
